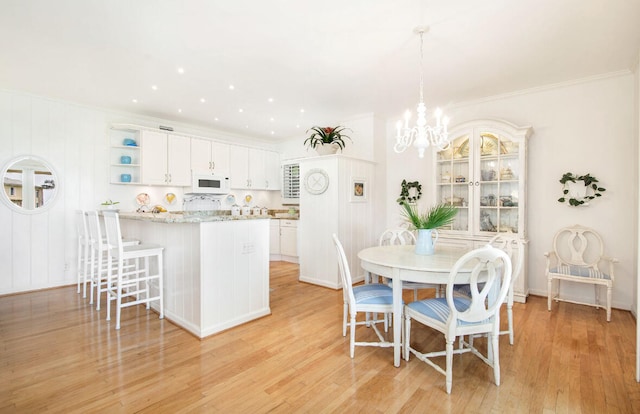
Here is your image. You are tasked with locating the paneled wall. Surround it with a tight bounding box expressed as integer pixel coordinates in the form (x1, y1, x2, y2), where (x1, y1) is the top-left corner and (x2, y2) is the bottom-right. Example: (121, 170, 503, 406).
(0, 90, 280, 295)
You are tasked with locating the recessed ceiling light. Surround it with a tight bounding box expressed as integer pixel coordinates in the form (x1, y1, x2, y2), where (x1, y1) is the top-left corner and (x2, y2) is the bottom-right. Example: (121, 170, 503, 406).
(229, 85, 235, 90)
(238, 108, 243, 113)
(300, 108, 305, 113)
(268, 98, 274, 103)
(296, 124, 300, 128)
(177, 67, 184, 74)
(200, 98, 206, 103)
(214, 117, 219, 121)
(245, 125, 249, 128)
(177, 108, 182, 113)
(270, 131, 275, 135)
(132, 98, 138, 103)
(270, 117, 274, 122)
(151, 85, 158, 91)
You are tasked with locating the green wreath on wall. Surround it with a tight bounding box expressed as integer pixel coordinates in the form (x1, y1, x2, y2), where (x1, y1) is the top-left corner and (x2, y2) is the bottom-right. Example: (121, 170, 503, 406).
(557, 172, 606, 206)
(397, 179, 422, 205)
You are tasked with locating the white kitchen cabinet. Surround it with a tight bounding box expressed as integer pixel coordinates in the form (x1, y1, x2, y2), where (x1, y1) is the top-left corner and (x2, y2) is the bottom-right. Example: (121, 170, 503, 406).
(434, 119, 532, 302)
(141, 130, 191, 186)
(269, 219, 281, 255)
(229, 146, 250, 188)
(229, 146, 281, 190)
(191, 138, 230, 175)
(264, 151, 281, 190)
(280, 219, 298, 257)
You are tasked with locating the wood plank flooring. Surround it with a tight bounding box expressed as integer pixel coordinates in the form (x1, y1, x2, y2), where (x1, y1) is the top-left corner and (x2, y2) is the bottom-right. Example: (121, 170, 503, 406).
(1, 261, 638, 413)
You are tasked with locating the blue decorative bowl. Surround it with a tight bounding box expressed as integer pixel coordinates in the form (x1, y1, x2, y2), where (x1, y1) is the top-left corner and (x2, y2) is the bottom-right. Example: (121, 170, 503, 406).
(120, 174, 132, 183)
(120, 155, 132, 164)
(123, 138, 137, 146)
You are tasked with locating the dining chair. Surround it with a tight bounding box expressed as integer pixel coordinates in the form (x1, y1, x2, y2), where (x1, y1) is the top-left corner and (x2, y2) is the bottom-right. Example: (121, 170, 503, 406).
(75, 210, 91, 297)
(404, 245, 512, 394)
(379, 228, 440, 301)
(454, 233, 525, 345)
(333, 234, 394, 358)
(85, 211, 139, 310)
(545, 224, 616, 321)
(103, 211, 164, 330)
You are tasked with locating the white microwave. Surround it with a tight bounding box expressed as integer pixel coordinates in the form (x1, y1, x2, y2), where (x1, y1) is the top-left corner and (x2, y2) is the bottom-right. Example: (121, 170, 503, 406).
(190, 172, 230, 195)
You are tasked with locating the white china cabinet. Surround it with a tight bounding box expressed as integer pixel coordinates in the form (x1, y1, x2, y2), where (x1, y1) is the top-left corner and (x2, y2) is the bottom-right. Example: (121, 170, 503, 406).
(434, 119, 533, 302)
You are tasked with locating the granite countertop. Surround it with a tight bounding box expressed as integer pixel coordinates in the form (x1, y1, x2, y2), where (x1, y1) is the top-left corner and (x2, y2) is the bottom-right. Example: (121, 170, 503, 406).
(118, 211, 272, 224)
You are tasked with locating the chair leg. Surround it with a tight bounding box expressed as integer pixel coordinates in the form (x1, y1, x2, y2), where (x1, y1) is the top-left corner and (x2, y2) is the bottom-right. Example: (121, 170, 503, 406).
(350, 314, 356, 358)
(491, 333, 501, 386)
(507, 304, 514, 345)
(593, 284, 600, 310)
(77, 240, 82, 294)
(88, 247, 96, 305)
(157, 252, 164, 320)
(413, 289, 418, 301)
(547, 278, 553, 311)
(606, 285, 612, 322)
(82, 242, 90, 299)
(342, 303, 348, 336)
(115, 262, 123, 330)
(445, 340, 454, 394)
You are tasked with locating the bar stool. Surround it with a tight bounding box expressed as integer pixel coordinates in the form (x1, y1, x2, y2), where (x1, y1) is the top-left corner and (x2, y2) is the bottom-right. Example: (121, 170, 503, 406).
(85, 211, 139, 310)
(102, 211, 164, 330)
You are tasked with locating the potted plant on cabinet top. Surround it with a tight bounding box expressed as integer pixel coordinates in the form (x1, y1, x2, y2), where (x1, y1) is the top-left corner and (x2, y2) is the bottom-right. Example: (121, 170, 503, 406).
(304, 126, 352, 155)
(400, 201, 458, 255)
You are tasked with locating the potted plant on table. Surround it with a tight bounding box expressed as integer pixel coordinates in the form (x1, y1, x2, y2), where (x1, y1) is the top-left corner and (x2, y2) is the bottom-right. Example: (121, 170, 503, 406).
(304, 126, 352, 155)
(400, 201, 458, 255)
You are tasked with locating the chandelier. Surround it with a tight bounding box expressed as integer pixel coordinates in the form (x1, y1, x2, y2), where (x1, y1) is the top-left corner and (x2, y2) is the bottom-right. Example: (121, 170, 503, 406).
(394, 26, 450, 158)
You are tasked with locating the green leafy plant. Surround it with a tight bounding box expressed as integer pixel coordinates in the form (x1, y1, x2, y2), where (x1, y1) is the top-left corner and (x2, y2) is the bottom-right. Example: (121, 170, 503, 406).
(101, 199, 120, 206)
(557, 172, 606, 206)
(400, 201, 458, 230)
(304, 126, 352, 150)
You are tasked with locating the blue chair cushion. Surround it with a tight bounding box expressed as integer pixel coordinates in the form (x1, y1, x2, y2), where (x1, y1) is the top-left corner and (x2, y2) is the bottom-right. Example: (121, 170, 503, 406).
(408, 297, 489, 326)
(353, 283, 394, 305)
(550, 265, 610, 280)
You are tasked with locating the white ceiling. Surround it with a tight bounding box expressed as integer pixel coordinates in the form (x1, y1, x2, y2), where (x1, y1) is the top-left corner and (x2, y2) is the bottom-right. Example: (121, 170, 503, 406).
(1, 0, 639, 142)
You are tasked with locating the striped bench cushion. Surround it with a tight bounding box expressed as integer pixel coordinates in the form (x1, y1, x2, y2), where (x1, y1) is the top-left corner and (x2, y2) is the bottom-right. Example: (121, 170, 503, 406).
(550, 265, 610, 280)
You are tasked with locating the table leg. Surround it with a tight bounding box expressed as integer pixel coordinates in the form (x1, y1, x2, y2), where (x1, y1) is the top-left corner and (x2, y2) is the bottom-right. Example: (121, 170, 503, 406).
(393, 268, 402, 367)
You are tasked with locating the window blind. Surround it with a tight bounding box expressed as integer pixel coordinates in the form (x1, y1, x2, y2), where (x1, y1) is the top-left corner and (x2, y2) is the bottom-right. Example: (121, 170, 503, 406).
(281, 163, 300, 202)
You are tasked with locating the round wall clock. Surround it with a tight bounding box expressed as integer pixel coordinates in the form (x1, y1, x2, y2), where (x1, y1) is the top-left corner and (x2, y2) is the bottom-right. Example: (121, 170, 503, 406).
(304, 168, 330, 195)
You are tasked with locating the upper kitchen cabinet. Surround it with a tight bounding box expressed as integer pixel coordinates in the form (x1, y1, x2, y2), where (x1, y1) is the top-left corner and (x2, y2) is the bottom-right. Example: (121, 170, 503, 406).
(191, 138, 230, 176)
(229, 146, 281, 190)
(141, 130, 191, 186)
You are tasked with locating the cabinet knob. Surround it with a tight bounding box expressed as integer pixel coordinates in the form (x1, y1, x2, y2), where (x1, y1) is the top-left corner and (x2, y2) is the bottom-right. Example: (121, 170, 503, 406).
(475, 181, 480, 186)
(211, 161, 215, 170)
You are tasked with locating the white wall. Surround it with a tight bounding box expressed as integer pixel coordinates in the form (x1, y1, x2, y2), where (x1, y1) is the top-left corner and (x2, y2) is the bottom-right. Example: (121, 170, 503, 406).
(385, 72, 637, 310)
(0, 90, 283, 295)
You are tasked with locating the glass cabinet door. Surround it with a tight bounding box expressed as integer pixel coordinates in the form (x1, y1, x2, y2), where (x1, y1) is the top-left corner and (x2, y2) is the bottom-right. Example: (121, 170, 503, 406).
(436, 133, 472, 233)
(477, 131, 520, 234)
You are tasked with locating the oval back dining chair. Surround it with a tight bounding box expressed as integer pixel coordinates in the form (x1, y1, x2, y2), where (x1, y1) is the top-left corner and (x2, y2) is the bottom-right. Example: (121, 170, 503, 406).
(333, 234, 394, 358)
(404, 245, 512, 394)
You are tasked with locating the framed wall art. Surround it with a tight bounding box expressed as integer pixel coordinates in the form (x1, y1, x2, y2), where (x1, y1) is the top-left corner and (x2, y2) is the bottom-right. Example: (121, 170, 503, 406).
(350, 177, 367, 202)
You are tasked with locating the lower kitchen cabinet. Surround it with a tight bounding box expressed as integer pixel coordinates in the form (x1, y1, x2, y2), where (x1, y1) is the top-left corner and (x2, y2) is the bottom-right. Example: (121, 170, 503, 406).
(269, 219, 298, 263)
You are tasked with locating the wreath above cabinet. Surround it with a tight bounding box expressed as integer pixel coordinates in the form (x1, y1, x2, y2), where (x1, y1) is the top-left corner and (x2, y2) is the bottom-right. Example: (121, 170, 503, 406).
(557, 172, 606, 206)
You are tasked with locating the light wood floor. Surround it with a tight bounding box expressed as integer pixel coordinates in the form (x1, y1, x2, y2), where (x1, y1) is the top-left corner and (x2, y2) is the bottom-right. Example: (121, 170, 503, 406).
(1, 262, 638, 413)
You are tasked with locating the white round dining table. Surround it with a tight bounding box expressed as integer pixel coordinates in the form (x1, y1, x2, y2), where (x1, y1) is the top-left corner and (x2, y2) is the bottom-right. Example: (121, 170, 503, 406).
(357, 244, 473, 367)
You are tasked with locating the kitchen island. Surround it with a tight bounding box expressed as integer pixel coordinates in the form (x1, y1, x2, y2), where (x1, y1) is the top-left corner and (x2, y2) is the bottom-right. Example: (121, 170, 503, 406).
(118, 212, 270, 338)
